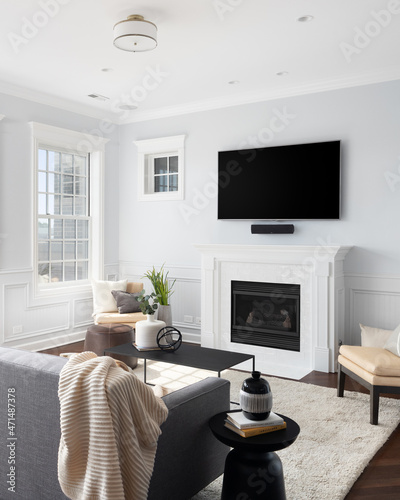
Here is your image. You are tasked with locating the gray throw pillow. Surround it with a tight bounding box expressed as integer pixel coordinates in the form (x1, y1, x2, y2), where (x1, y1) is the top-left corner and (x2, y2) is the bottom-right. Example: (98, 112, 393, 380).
(111, 290, 141, 314)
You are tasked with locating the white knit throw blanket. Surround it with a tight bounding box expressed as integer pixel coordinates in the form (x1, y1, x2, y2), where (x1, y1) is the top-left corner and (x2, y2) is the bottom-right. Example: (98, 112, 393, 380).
(58, 352, 168, 500)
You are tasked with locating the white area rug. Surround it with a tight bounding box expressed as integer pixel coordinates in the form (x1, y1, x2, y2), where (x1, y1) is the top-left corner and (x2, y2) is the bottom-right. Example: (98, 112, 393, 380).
(133, 360, 400, 500)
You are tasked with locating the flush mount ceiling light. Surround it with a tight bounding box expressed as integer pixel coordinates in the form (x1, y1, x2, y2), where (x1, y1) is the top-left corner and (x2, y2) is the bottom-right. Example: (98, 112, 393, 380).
(113, 14, 157, 52)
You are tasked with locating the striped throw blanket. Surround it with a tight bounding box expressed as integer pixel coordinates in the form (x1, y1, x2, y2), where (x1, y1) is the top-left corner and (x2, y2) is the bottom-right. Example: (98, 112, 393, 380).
(58, 352, 168, 500)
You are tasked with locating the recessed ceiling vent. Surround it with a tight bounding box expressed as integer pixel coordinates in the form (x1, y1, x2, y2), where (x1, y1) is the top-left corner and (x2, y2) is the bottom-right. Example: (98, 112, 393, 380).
(87, 93, 109, 101)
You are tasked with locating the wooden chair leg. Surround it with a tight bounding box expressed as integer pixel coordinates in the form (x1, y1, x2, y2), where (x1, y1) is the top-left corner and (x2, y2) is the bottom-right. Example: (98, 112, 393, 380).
(370, 386, 379, 425)
(337, 363, 346, 397)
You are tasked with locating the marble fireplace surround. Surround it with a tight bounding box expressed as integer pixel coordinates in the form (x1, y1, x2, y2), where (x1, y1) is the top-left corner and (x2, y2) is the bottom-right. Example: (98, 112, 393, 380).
(195, 244, 352, 380)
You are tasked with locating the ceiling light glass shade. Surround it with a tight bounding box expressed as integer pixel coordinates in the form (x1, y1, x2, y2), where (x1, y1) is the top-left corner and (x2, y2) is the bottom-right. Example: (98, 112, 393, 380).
(113, 15, 157, 52)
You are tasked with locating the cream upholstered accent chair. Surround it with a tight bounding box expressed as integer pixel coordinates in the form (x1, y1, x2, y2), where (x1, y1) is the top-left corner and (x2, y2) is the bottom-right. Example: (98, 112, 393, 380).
(337, 323, 400, 424)
(92, 279, 146, 329)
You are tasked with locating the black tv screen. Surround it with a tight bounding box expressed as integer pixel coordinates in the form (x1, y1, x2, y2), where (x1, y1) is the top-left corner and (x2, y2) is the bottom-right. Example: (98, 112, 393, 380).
(217, 140, 341, 220)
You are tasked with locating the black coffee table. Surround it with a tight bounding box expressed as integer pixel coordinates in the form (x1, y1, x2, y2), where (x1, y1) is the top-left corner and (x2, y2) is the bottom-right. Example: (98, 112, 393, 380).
(104, 343, 255, 384)
(209, 410, 300, 499)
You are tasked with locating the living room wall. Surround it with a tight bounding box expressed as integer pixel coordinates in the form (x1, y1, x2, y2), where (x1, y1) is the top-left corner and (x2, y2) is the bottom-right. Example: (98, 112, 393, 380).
(0, 93, 120, 349)
(119, 79, 400, 344)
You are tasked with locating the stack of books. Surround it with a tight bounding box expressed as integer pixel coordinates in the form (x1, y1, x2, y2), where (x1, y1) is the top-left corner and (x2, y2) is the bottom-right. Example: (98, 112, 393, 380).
(224, 411, 286, 438)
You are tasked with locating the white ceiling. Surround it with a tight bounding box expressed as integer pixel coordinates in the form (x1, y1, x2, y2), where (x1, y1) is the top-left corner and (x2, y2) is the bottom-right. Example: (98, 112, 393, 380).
(0, 0, 399, 123)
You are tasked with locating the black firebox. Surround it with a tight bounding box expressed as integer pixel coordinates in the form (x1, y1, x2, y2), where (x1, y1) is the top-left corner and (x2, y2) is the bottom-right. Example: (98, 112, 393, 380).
(231, 280, 300, 352)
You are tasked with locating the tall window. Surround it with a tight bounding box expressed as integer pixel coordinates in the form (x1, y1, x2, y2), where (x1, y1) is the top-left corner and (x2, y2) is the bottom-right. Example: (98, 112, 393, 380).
(37, 147, 90, 283)
(31, 122, 108, 293)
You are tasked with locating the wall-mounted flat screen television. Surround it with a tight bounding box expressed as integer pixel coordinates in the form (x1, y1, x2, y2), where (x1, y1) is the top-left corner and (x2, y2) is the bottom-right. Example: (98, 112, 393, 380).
(217, 140, 341, 220)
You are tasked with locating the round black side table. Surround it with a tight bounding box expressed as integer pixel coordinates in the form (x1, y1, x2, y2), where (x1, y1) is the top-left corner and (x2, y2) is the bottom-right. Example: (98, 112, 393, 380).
(209, 411, 300, 500)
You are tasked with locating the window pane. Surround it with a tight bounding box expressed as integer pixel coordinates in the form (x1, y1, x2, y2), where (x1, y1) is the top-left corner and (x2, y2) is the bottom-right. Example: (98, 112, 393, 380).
(75, 197, 86, 215)
(77, 241, 88, 259)
(64, 262, 76, 281)
(64, 242, 76, 260)
(48, 173, 61, 194)
(154, 175, 168, 192)
(154, 157, 168, 174)
(77, 261, 88, 280)
(38, 172, 47, 192)
(62, 195, 73, 215)
(75, 176, 86, 196)
(77, 220, 89, 238)
(62, 175, 73, 194)
(51, 241, 63, 260)
(38, 149, 47, 170)
(48, 151, 60, 172)
(53, 195, 62, 215)
(64, 220, 76, 239)
(38, 194, 47, 215)
(38, 241, 49, 261)
(38, 219, 49, 239)
(51, 219, 63, 239)
(38, 263, 49, 280)
(169, 174, 179, 191)
(51, 263, 63, 282)
(61, 153, 73, 174)
(169, 156, 178, 173)
(74, 156, 87, 176)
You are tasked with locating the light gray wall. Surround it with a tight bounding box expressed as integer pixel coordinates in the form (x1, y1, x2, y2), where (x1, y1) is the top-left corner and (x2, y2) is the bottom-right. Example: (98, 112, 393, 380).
(0, 93, 120, 349)
(119, 79, 400, 276)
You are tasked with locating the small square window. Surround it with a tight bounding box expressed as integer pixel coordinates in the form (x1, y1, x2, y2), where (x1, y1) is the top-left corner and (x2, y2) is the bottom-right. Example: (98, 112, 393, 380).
(135, 135, 185, 201)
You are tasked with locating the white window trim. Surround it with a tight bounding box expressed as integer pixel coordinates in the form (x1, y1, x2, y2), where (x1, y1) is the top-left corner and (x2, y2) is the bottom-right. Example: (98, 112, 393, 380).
(134, 135, 185, 201)
(31, 122, 109, 296)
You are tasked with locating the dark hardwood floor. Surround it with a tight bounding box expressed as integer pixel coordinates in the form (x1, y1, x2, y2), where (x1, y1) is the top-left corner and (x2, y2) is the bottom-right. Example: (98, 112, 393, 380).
(41, 341, 400, 499)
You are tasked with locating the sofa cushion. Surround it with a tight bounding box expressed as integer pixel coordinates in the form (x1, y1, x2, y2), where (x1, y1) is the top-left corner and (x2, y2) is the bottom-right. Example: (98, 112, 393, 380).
(96, 311, 146, 324)
(384, 323, 400, 357)
(360, 323, 393, 348)
(92, 279, 127, 316)
(339, 345, 400, 377)
(111, 290, 141, 313)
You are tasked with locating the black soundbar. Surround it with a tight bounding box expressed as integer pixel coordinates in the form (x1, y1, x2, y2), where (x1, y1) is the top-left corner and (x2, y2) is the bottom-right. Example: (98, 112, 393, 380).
(251, 224, 295, 234)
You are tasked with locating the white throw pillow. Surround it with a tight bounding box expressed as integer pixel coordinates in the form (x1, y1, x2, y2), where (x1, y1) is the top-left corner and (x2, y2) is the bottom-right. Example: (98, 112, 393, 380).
(92, 279, 128, 316)
(384, 323, 400, 357)
(360, 323, 393, 348)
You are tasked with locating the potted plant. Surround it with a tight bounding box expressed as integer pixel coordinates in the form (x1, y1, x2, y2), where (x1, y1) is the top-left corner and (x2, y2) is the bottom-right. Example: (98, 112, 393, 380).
(143, 264, 176, 326)
(134, 291, 166, 349)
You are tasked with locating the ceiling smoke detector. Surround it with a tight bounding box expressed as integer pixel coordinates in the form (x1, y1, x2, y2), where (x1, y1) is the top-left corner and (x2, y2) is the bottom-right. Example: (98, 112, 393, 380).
(113, 14, 157, 52)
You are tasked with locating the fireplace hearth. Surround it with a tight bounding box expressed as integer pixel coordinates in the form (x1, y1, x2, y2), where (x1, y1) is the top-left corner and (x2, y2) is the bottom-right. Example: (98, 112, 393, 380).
(231, 281, 300, 351)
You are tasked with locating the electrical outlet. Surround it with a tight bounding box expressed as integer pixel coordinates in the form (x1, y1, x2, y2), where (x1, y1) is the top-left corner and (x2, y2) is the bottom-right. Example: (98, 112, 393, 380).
(12, 325, 23, 334)
(195, 317, 201, 325)
(184, 315, 193, 323)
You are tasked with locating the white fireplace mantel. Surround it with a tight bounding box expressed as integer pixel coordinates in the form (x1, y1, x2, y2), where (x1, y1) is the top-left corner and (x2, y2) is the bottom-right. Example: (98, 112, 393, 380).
(195, 244, 352, 379)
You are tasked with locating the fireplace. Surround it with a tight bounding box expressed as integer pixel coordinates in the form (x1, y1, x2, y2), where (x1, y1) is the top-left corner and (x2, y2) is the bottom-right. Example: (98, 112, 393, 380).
(195, 244, 352, 379)
(231, 281, 300, 351)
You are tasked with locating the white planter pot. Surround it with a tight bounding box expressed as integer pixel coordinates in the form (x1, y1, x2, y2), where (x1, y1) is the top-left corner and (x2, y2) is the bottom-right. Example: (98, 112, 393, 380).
(135, 314, 166, 349)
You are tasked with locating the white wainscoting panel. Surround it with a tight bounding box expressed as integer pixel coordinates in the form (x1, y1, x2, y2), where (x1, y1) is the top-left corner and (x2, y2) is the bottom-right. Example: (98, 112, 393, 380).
(3, 283, 69, 341)
(346, 274, 400, 345)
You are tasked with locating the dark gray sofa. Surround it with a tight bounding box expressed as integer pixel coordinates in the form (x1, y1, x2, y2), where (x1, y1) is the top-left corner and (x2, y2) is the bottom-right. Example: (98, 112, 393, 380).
(0, 347, 230, 500)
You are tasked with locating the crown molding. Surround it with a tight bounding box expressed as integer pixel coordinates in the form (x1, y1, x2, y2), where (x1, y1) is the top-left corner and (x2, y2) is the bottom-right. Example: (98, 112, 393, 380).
(1, 66, 400, 125)
(122, 67, 400, 123)
(0, 80, 119, 123)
